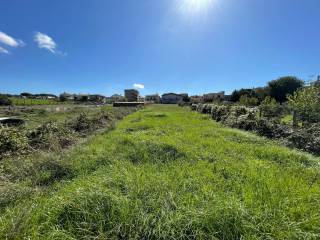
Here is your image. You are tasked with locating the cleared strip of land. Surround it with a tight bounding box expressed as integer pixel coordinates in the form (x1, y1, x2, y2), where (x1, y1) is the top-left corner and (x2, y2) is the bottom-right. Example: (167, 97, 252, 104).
(1, 105, 319, 239)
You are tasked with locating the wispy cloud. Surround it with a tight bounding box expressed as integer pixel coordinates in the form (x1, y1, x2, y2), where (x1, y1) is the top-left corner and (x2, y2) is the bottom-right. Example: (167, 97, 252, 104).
(133, 83, 145, 89)
(34, 32, 66, 55)
(0, 46, 10, 54)
(0, 31, 25, 47)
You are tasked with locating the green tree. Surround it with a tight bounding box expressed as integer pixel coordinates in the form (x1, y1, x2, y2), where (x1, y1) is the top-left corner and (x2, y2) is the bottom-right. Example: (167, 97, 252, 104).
(239, 95, 259, 107)
(268, 76, 304, 102)
(288, 86, 320, 124)
(259, 96, 282, 118)
(231, 89, 257, 102)
(254, 87, 269, 102)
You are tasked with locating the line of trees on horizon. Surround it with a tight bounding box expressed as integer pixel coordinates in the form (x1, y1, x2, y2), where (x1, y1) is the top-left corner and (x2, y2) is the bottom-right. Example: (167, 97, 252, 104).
(229, 76, 306, 106)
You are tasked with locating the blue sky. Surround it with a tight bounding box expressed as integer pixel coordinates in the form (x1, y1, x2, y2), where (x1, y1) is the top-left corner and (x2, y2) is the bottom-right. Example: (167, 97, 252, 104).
(1, 0, 320, 96)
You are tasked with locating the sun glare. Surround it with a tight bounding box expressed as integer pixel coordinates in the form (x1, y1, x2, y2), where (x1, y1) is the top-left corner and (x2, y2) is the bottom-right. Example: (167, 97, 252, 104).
(178, 0, 215, 16)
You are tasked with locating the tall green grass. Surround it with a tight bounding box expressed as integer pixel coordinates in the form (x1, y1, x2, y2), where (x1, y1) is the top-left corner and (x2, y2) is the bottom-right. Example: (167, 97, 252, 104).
(0, 105, 319, 239)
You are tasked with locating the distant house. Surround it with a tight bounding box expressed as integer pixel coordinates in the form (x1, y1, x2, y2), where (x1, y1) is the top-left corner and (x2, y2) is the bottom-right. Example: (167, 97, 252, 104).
(190, 95, 204, 103)
(89, 94, 106, 103)
(179, 93, 189, 102)
(161, 93, 184, 104)
(60, 92, 75, 101)
(74, 94, 89, 102)
(145, 94, 161, 103)
(105, 94, 125, 103)
(35, 94, 58, 100)
(112, 94, 125, 102)
(203, 91, 225, 102)
(125, 89, 139, 102)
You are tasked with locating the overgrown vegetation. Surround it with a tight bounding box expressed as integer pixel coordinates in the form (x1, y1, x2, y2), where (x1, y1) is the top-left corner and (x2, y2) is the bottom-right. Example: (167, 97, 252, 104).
(190, 100, 320, 156)
(0, 106, 140, 213)
(0, 105, 319, 239)
(9, 98, 61, 106)
(0, 107, 139, 159)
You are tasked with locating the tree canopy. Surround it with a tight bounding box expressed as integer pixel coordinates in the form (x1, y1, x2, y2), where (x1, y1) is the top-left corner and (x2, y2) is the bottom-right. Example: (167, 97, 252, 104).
(268, 76, 304, 102)
(288, 86, 320, 123)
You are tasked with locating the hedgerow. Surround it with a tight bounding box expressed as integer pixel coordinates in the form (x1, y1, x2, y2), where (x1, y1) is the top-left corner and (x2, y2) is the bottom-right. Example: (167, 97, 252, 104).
(189, 103, 320, 155)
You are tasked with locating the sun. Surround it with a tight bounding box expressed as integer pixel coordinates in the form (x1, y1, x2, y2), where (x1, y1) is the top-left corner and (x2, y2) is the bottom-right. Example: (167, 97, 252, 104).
(178, 0, 215, 16)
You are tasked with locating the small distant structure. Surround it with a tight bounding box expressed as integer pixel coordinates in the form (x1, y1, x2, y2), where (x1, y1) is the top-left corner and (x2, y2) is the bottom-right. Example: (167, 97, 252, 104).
(145, 94, 161, 103)
(112, 94, 125, 102)
(179, 93, 189, 102)
(60, 92, 75, 101)
(35, 94, 58, 100)
(89, 94, 106, 103)
(190, 95, 204, 104)
(161, 93, 184, 104)
(106, 94, 125, 103)
(74, 94, 89, 102)
(125, 89, 139, 102)
(203, 91, 225, 102)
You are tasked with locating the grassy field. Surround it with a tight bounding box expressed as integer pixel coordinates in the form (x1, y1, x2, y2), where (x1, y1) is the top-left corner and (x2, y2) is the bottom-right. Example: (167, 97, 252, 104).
(1, 105, 319, 239)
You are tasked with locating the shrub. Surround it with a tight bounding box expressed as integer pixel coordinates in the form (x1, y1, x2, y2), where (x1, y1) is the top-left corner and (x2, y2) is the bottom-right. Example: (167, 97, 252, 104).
(0, 127, 29, 159)
(259, 96, 284, 119)
(288, 86, 320, 124)
(255, 119, 292, 139)
(288, 124, 320, 155)
(191, 104, 198, 111)
(70, 113, 94, 132)
(230, 106, 248, 117)
(0, 95, 12, 106)
(211, 105, 228, 122)
(196, 104, 213, 114)
(235, 110, 258, 131)
(28, 122, 76, 151)
(239, 95, 259, 107)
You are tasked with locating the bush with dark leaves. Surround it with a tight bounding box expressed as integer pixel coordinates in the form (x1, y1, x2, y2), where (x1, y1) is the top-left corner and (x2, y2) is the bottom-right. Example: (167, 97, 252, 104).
(288, 124, 320, 155)
(255, 118, 292, 139)
(211, 105, 229, 122)
(0, 95, 12, 106)
(230, 105, 248, 117)
(191, 104, 198, 111)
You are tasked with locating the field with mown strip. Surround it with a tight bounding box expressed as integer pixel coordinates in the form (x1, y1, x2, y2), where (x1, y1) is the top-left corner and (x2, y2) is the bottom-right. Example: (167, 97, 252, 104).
(1, 105, 319, 239)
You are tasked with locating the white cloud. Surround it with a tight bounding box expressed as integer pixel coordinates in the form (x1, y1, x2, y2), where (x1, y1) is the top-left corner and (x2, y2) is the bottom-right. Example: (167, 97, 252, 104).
(133, 83, 145, 89)
(0, 46, 10, 54)
(34, 32, 66, 55)
(0, 31, 25, 47)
